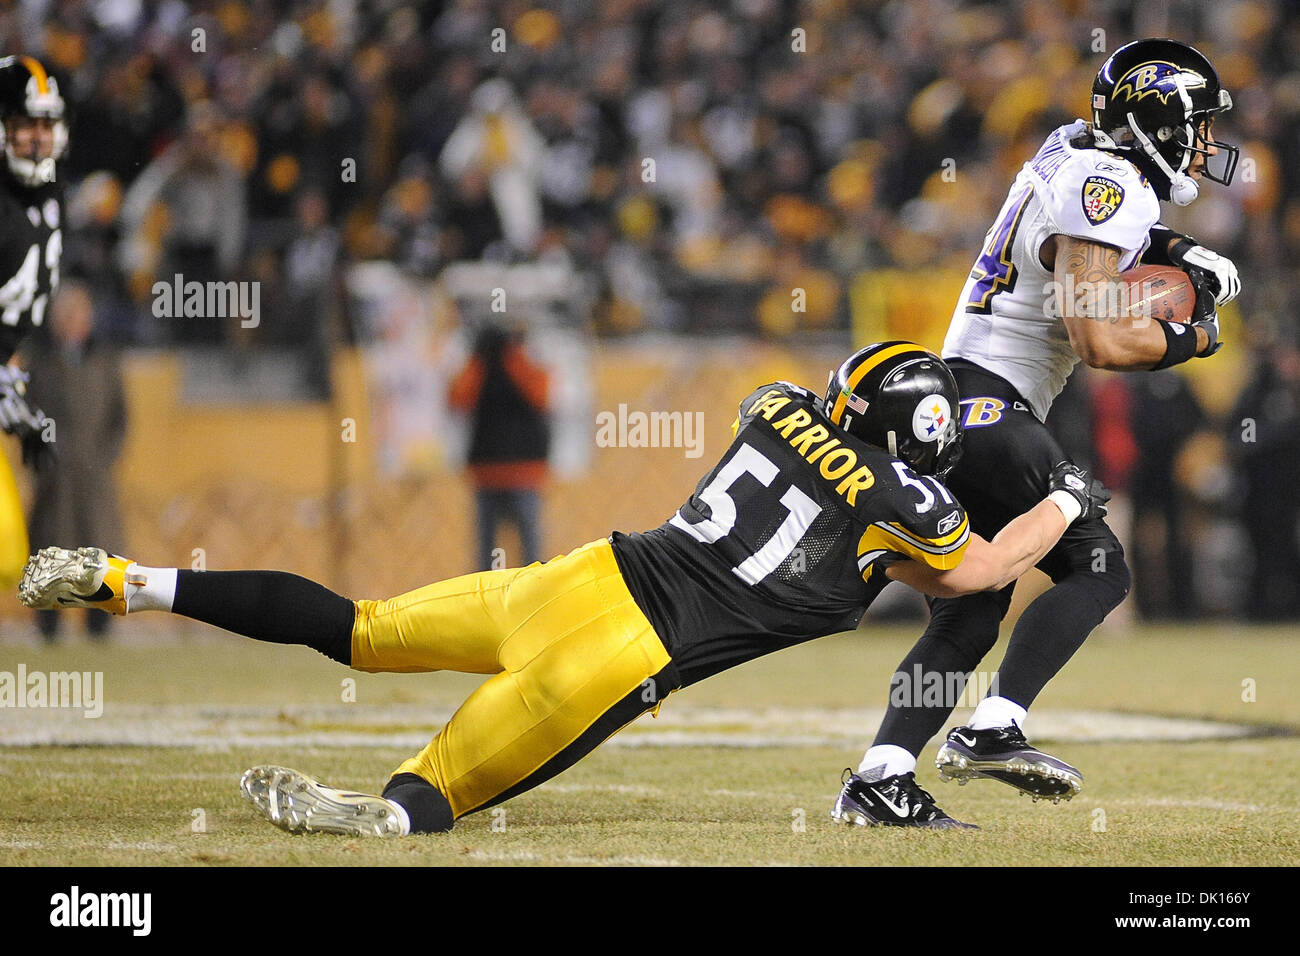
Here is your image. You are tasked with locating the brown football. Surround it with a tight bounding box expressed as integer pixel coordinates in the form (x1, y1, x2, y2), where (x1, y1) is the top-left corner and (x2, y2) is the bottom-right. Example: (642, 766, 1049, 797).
(1121, 264, 1196, 325)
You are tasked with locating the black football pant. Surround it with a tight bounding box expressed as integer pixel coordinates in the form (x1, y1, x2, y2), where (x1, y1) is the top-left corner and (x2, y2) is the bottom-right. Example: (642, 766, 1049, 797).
(874, 362, 1131, 756)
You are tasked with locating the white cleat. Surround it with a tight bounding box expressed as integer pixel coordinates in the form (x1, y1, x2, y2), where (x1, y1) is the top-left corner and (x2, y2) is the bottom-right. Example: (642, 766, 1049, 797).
(18, 546, 136, 615)
(240, 766, 410, 837)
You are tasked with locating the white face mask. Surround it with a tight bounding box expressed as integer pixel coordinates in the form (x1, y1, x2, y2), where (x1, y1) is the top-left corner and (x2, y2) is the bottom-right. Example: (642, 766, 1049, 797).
(5, 150, 58, 186)
(2, 72, 68, 187)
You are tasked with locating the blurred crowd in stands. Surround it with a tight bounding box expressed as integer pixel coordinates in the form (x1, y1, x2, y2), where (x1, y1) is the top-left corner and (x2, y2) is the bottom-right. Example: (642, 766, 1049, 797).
(4, 0, 1299, 617)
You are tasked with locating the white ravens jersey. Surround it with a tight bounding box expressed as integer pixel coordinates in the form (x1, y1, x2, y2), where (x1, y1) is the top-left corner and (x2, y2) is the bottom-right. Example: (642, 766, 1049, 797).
(944, 120, 1161, 419)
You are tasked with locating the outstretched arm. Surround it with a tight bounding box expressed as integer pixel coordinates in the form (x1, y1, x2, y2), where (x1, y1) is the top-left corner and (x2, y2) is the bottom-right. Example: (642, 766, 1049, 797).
(884, 462, 1107, 598)
(885, 500, 1066, 597)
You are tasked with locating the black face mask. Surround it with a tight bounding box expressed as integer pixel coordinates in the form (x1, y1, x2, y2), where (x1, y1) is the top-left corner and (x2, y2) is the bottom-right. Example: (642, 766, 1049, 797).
(1175, 117, 1240, 188)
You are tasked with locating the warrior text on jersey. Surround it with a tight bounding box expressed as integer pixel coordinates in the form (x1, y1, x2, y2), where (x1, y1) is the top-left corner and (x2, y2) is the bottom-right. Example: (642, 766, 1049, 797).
(611, 381, 969, 686)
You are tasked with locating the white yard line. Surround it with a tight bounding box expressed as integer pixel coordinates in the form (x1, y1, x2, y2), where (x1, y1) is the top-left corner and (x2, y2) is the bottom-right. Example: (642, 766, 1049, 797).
(104, 841, 179, 852)
(464, 848, 682, 866)
(0, 703, 1274, 748)
(1110, 797, 1300, 814)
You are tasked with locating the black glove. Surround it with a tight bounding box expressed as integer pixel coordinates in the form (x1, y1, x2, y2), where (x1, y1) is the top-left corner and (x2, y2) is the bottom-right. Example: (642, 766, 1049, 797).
(1185, 266, 1222, 357)
(1048, 461, 1111, 522)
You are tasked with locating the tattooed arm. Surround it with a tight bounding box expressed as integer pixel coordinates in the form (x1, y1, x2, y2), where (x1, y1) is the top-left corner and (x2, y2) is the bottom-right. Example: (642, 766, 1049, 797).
(1042, 234, 1211, 369)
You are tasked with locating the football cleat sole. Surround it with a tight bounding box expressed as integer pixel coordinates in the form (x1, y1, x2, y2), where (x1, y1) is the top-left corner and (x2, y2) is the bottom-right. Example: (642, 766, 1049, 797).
(830, 804, 980, 830)
(935, 746, 1082, 801)
(832, 801, 883, 832)
(240, 766, 409, 837)
(18, 546, 134, 615)
(830, 802, 876, 827)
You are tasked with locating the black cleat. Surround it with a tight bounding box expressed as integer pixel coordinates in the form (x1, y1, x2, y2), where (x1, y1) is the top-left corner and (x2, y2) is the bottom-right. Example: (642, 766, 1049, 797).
(935, 723, 1082, 801)
(830, 769, 979, 830)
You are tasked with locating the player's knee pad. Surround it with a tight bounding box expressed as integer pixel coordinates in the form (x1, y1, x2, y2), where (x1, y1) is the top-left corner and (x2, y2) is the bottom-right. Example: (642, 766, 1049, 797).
(1091, 551, 1131, 614)
(1066, 545, 1131, 615)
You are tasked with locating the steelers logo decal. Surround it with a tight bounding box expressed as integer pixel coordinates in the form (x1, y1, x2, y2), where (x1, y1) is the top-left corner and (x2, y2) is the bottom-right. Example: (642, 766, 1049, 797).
(912, 394, 952, 443)
(1082, 176, 1125, 225)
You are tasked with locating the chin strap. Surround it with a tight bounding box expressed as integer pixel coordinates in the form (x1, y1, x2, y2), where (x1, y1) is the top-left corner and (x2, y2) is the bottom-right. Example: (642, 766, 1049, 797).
(6, 152, 57, 186)
(1126, 113, 1198, 205)
(1124, 72, 1202, 205)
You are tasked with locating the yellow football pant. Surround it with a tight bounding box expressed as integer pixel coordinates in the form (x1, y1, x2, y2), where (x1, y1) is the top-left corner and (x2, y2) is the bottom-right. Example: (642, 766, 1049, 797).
(0, 449, 28, 591)
(350, 538, 672, 818)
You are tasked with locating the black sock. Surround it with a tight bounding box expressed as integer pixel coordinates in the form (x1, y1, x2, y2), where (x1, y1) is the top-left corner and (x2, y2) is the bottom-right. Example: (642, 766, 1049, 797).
(171, 570, 355, 664)
(382, 773, 455, 833)
(873, 589, 1009, 756)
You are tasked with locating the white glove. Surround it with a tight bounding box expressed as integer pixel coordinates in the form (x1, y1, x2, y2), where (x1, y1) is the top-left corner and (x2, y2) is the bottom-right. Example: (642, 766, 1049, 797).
(1181, 245, 1240, 306)
(0, 364, 29, 390)
(0, 365, 39, 435)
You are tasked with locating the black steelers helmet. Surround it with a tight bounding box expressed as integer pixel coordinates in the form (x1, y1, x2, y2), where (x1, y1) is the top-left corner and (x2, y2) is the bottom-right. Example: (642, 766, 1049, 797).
(1090, 38, 1237, 206)
(824, 341, 962, 478)
(0, 55, 67, 187)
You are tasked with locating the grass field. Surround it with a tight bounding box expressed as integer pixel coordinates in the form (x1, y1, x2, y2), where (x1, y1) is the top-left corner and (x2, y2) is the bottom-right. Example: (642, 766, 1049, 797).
(1, 619, 1297, 867)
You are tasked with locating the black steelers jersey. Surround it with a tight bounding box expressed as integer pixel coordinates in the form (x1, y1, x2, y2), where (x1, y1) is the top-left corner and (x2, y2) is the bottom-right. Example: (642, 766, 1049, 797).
(0, 176, 62, 363)
(611, 381, 970, 686)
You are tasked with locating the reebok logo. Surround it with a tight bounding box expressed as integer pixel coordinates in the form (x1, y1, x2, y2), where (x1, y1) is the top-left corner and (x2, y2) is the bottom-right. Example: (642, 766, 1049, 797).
(936, 510, 963, 535)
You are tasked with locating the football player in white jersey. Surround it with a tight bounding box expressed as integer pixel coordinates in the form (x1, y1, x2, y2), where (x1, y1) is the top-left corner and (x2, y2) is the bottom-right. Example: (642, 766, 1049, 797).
(832, 38, 1241, 823)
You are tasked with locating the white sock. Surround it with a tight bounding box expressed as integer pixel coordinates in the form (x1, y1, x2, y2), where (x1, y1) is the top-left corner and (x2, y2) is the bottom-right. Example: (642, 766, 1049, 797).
(123, 564, 178, 613)
(388, 798, 412, 836)
(858, 744, 916, 780)
(968, 695, 1028, 731)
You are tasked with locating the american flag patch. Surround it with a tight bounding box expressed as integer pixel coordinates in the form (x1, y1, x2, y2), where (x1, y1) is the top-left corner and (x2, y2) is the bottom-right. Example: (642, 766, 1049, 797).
(846, 393, 869, 414)
(1092, 93, 1106, 109)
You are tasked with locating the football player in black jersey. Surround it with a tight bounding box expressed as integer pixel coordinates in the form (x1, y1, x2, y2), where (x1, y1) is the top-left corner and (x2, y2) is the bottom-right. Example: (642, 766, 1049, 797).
(20, 342, 1106, 834)
(0, 56, 65, 590)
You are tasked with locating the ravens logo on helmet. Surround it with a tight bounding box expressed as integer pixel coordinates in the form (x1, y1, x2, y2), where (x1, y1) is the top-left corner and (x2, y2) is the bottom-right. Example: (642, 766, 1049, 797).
(1090, 38, 1238, 205)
